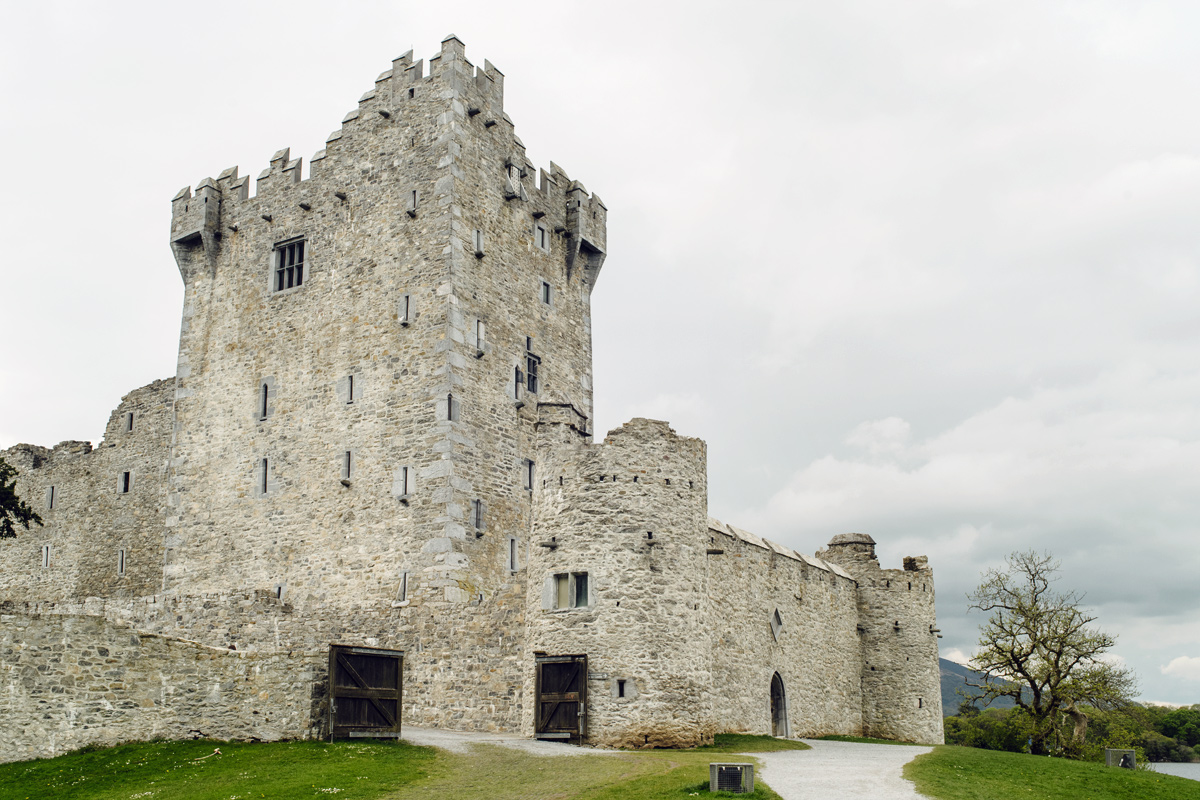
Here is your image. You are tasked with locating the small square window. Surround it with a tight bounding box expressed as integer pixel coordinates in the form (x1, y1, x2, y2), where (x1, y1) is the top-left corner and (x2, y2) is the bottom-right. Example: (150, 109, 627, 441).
(274, 239, 306, 292)
(553, 571, 589, 609)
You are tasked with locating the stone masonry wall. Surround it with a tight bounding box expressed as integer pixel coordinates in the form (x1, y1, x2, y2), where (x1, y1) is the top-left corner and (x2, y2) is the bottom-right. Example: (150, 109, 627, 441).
(528, 418, 713, 748)
(159, 37, 606, 734)
(0, 379, 172, 601)
(819, 536, 944, 744)
(705, 521, 865, 738)
(0, 611, 322, 764)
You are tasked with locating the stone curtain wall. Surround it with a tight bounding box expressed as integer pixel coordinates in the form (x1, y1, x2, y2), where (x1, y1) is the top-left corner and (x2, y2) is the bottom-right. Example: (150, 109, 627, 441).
(0, 612, 322, 764)
(0, 379, 172, 602)
(704, 522, 865, 739)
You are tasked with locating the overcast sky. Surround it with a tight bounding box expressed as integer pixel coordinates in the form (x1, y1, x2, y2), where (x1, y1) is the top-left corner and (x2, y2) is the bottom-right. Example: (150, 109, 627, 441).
(3, 1, 1199, 705)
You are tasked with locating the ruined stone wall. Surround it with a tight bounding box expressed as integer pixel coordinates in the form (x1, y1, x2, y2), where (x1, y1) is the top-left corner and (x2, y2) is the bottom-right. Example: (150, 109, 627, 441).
(704, 522, 865, 739)
(528, 418, 712, 748)
(0, 611, 322, 764)
(819, 537, 944, 744)
(0, 379, 172, 601)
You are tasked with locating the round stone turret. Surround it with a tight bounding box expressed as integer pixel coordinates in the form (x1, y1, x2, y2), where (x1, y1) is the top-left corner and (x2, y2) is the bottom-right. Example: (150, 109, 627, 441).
(820, 532, 877, 569)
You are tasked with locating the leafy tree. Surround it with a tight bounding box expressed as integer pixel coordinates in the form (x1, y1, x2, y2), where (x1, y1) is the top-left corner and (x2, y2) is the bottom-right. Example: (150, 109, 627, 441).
(0, 457, 43, 538)
(1161, 706, 1200, 748)
(966, 550, 1137, 756)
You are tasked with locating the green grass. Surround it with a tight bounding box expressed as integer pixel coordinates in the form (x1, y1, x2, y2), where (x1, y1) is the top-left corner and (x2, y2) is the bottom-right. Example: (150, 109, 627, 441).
(0, 738, 436, 800)
(696, 733, 811, 752)
(816, 734, 926, 746)
(0, 737, 789, 800)
(905, 745, 1200, 800)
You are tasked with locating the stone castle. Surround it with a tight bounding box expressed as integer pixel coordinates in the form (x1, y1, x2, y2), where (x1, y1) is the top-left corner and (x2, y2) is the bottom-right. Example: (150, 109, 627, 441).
(0, 36, 944, 762)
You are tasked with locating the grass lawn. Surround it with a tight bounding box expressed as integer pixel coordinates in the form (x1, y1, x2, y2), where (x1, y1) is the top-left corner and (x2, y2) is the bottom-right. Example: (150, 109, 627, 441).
(816, 735, 926, 746)
(905, 745, 1200, 800)
(0, 734, 800, 800)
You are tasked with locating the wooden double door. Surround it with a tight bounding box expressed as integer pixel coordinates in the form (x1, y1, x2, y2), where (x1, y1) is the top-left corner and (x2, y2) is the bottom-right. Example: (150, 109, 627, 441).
(328, 645, 404, 738)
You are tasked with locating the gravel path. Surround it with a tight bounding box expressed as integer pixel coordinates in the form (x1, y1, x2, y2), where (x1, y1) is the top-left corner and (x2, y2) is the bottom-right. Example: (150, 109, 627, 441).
(401, 727, 932, 798)
(752, 740, 933, 800)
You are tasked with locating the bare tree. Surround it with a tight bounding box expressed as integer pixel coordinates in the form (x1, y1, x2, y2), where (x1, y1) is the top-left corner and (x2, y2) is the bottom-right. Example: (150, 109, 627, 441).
(0, 457, 43, 539)
(967, 550, 1137, 756)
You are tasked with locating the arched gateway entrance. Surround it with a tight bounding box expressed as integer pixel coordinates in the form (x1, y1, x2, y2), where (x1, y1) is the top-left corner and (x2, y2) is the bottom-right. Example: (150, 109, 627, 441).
(770, 672, 788, 737)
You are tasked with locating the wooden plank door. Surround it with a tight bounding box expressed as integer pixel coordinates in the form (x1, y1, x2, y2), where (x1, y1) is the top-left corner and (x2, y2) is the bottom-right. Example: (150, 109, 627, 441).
(328, 645, 404, 738)
(535, 654, 587, 742)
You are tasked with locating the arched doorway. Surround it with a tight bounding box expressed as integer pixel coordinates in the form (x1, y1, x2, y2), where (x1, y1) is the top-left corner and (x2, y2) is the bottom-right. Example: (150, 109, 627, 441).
(770, 672, 788, 737)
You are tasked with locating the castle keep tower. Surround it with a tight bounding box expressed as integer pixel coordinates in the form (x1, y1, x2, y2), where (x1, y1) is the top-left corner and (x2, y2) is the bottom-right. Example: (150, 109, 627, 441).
(165, 35, 606, 730)
(0, 37, 942, 761)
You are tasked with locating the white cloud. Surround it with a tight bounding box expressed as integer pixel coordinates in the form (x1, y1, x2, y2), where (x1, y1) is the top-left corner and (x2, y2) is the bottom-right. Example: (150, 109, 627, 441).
(1162, 656, 1200, 682)
(846, 417, 912, 457)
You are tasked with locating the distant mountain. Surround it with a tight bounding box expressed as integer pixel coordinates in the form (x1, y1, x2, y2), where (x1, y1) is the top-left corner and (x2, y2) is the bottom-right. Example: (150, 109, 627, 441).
(939, 657, 1018, 716)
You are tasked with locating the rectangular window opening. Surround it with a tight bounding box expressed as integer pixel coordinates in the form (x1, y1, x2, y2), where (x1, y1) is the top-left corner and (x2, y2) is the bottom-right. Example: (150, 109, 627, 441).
(398, 570, 409, 602)
(343, 451, 352, 481)
(524, 459, 535, 491)
(617, 679, 626, 698)
(261, 458, 269, 495)
(473, 229, 484, 258)
(476, 319, 486, 352)
(472, 498, 484, 530)
(525, 338, 540, 394)
(918, 697, 924, 709)
(541, 281, 551, 305)
(573, 572, 589, 608)
(508, 537, 518, 572)
(125, 412, 134, 432)
(260, 383, 269, 419)
(399, 293, 411, 325)
(274, 240, 305, 292)
(41, 545, 51, 569)
(47, 486, 55, 510)
(347, 375, 354, 404)
(398, 466, 411, 500)
(555, 573, 569, 608)
(118, 549, 127, 577)
(120, 471, 131, 494)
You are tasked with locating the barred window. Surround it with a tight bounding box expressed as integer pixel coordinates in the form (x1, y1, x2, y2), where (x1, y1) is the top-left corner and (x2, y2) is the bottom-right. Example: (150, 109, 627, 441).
(274, 240, 305, 292)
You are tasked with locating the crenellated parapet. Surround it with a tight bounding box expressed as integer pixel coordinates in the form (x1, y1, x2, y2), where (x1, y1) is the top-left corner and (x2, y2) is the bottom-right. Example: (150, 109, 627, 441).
(167, 35, 606, 289)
